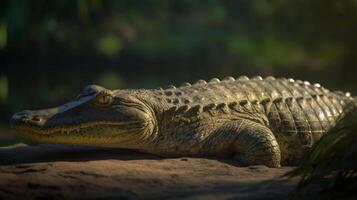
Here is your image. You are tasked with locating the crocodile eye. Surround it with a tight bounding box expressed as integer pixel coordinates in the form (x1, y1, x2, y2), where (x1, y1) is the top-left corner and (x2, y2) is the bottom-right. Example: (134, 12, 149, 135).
(93, 92, 113, 106)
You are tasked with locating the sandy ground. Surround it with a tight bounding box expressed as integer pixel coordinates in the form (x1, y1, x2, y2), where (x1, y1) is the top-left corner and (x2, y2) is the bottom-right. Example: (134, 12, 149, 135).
(0, 144, 298, 200)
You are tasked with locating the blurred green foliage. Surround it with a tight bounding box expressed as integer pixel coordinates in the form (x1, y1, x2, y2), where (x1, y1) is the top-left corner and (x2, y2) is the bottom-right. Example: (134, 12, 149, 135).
(0, 21, 6, 50)
(0, 0, 357, 124)
(97, 71, 123, 89)
(96, 34, 122, 58)
(0, 75, 8, 103)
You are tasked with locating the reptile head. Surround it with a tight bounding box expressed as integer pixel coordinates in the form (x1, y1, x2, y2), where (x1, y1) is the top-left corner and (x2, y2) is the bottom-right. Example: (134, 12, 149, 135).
(11, 85, 157, 147)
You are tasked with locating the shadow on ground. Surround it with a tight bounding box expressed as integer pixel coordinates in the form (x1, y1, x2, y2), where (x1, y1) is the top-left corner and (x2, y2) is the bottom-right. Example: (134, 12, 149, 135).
(0, 144, 159, 165)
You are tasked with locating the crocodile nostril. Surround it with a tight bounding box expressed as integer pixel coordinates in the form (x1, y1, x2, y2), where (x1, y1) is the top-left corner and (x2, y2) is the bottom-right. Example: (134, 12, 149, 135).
(32, 115, 42, 122)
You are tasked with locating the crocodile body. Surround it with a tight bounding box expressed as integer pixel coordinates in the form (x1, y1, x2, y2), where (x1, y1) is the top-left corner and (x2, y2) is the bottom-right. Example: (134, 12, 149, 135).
(11, 76, 356, 167)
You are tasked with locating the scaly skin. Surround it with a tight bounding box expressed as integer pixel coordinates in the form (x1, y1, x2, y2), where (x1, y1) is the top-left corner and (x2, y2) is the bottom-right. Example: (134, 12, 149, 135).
(11, 76, 356, 167)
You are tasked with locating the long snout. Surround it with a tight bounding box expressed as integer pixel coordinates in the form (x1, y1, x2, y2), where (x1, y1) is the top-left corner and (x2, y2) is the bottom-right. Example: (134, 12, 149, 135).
(10, 89, 99, 130)
(11, 110, 48, 128)
(11, 105, 63, 128)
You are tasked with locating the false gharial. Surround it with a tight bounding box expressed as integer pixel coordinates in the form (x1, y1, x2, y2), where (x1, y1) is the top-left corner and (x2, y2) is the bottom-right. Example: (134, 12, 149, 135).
(11, 76, 357, 167)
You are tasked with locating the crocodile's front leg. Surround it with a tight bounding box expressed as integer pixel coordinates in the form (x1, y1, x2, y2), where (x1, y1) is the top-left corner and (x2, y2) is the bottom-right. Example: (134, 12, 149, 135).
(221, 120, 281, 167)
(229, 120, 281, 167)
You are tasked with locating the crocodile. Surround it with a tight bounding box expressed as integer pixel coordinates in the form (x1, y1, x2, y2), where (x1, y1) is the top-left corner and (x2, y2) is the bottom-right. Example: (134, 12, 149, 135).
(11, 76, 356, 167)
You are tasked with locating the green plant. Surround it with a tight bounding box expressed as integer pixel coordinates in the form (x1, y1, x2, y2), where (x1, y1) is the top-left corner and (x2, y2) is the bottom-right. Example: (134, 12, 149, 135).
(286, 106, 357, 198)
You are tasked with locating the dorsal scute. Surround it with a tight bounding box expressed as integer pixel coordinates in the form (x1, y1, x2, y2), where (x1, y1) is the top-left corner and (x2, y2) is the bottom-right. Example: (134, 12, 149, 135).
(228, 101, 240, 112)
(176, 105, 190, 113)
(312, 94, 322, 99)
(167, 85, 176, 89)
(252, 76, 263, 80)
(310, 84, 326, 96)
(305, 96, 313, 101)
(203, 103, 217, 111)
(187, 104, 203, 115)
(265, 76, 276, 80)
(239, 99, 249, 105)
(209, 78, 220, 83)
(223, 76, 235, 81)
(285, 97, 294, 103)
(228, 101, 238, 108)
(181, 82, 191, 87)
(313, 83, 321, 88)
(260, 98, 271, 104)
(166, 76, 343, 109)
(182, 98, 191, 104)
(172, 98, 180, 104)
(164, 90, 173, 96)
(237, 76, 249, 81)
(295, 96, 304, 101)
(195, 79, 207, 85)
(167, 106, 178, 114)
(296, 80, 303, 84)
(216, 102, 227, 109)
(174, 75, 276, 90)
(175, 91, 183, 96)
(273, 97, 283, 103)
(323, 88, 330, 93)
(251, 99, 259, 104)
(304, 81, 311, 86)
(216, 102, 229, 113)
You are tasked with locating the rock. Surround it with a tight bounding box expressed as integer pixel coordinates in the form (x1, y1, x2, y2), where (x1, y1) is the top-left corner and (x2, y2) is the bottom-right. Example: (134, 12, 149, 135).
(0, 144, 297, 200)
